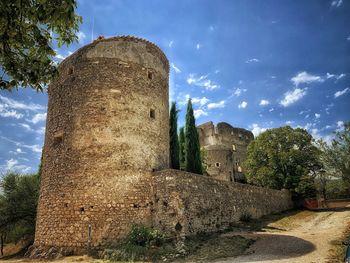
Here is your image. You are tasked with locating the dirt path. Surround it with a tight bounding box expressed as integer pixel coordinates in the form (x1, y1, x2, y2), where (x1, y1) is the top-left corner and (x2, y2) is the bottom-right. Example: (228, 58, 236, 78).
(217, 209, 350, 263)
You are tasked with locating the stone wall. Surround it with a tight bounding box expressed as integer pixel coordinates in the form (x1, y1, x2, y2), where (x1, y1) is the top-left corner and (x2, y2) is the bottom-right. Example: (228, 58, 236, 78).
(33, 36, 169, 255)
(152, 169, 293, 237)
(197, 121, 254, 182)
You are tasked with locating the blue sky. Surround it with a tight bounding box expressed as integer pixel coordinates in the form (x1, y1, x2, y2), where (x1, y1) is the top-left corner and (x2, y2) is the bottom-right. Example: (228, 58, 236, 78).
(0, 0, 349, 174)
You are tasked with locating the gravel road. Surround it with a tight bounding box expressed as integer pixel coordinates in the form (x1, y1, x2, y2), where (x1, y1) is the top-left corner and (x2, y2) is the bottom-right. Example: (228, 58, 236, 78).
(217, 209, 350, 263)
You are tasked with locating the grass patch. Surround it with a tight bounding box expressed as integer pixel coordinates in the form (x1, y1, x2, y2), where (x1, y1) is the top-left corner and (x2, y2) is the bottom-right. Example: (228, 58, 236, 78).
(326, 221, 350, 263)
(179, 233, 254, 262)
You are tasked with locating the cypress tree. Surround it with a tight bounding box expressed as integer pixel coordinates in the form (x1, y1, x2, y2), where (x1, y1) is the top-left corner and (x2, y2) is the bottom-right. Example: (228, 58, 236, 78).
(169, 102, 180, 169)
(185, 99, 202, 174)
(179, 126, 186, 169)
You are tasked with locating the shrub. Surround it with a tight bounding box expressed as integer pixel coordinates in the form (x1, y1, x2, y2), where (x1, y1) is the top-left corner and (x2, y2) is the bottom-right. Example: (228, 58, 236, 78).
(239, 212, 252, 222)
(128, 224, 164, 247)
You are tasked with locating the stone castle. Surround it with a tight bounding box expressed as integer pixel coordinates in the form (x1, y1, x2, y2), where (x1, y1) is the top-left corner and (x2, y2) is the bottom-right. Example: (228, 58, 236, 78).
(197, 121, 254, 183)
(30, 36, 293, 257)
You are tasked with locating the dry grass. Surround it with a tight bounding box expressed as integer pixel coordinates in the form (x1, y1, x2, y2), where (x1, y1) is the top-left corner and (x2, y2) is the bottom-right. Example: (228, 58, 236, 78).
(326, 221, 350, 263)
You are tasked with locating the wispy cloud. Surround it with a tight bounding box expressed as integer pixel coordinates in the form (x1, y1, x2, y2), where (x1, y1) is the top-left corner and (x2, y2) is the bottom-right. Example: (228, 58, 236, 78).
(194, 109, 208, 118)
(187, 74, 219, 90)
(232, 88, 247, 97)
(291, 72, 323, 86)
(245, 58, 259, 63)
(207, 100, 225, 109)
(196, 43, 202, 50)
(0, 105, 23, 119)
(334, 87, 349, 98)
(259, 99, 270, 106)
(326, 72, 346, 81)
(28, 113, 47, 124)
(168, 40, 174, 48)
(170, 63, 181, 73)
(238, 101, 248, 109)
(331, 0, 343, 7)
(315, 113, 321, 119)
(280, 88, 307, 107)
(0, 135, 42, 153)
(0, 95, 45, 111)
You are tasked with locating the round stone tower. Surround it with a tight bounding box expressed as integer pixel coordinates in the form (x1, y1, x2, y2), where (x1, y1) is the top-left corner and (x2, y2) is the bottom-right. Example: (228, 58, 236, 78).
(33, 36, 169, 255)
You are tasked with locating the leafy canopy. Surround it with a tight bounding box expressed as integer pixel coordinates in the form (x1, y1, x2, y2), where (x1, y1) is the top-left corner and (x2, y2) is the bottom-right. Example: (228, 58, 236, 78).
(244, 126, 320, 197)
(0, 0, 82, 91)
(317, 122, 350, 192)
(0, 172, 40, 244)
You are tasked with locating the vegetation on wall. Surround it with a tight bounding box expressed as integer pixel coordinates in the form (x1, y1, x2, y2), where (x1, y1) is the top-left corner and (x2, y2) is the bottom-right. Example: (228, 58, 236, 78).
(169, 102, 180, 169)
(0, 172, 40, 255)
(243, 126, 321, 198)
(185, 99, 202, 174)
(0, 0, 82, 91)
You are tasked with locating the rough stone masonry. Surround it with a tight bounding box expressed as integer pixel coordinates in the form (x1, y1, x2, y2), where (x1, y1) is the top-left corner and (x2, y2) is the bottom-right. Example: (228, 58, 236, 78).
(30, 36, 293, 257)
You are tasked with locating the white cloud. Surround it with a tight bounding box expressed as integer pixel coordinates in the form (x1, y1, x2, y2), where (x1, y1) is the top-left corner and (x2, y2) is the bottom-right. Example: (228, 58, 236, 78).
(347, 36, 350, 41)
(20, 123, 33, 132)
(192, 97, 210, 106)
(77, 31, 86, 42)
(291, 72, 323, 86)
(29, 113, 47, 124)
(238, 101, 248, 109)
(0, 104, 23, 119)
(36, 126, 46, 135)
(187, 74, 219, 90)
(269, 108, 274, 112)
(177, 93, 191, 106)
(336, 121, 344, 131)
(196, 44, 202, 50)
(245, 58, 259, 63)
(259, 99, 270, 106)
(0, 135, 42, 154)
(232, 88, 247, 97)
(55, 53, 67, 60)
(280, 88, 307, 107)
(170, 63, 181, 73)
(326, 72, 346, 81)
(209, 25, 214, 31)
(315, 113, 321, 119)
(169, 40, 174, 47)
(331, 0, 343, 7)
(194, 109, 208, 118)
(207, 100, 225, 109)
(334, 87, 349, 98)
(0, 158, 32, 173)
(0, 95, 45, 111)
(286, 121, 294, 125)
(249, 123, 267, 137)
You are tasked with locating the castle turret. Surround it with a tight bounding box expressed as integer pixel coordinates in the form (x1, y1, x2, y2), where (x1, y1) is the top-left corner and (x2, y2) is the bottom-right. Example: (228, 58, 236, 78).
(33, 36, 169, 255)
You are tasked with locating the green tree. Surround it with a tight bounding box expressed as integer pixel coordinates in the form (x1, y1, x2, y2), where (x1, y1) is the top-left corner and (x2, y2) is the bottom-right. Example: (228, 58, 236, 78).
(179, 126, 186, 170)
(169, 102, 180, 169)
(0, 0, 82, 91)
(0, 172, 40, 253)
(317, 122, 350, 195)
(244, 126, 320, 198)
(185, 99, 202, 174)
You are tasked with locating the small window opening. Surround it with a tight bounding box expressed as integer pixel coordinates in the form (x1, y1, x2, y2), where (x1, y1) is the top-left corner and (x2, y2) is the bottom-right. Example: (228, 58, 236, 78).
(68, 67, 74, 75)
(163, 201, 168, 207)
(175, 222, 183, 232)
(80, 207, 85, 212)
(150, 109, 155, 119)
(215, 162, 220, 167)
(148, 71, 153, 80)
